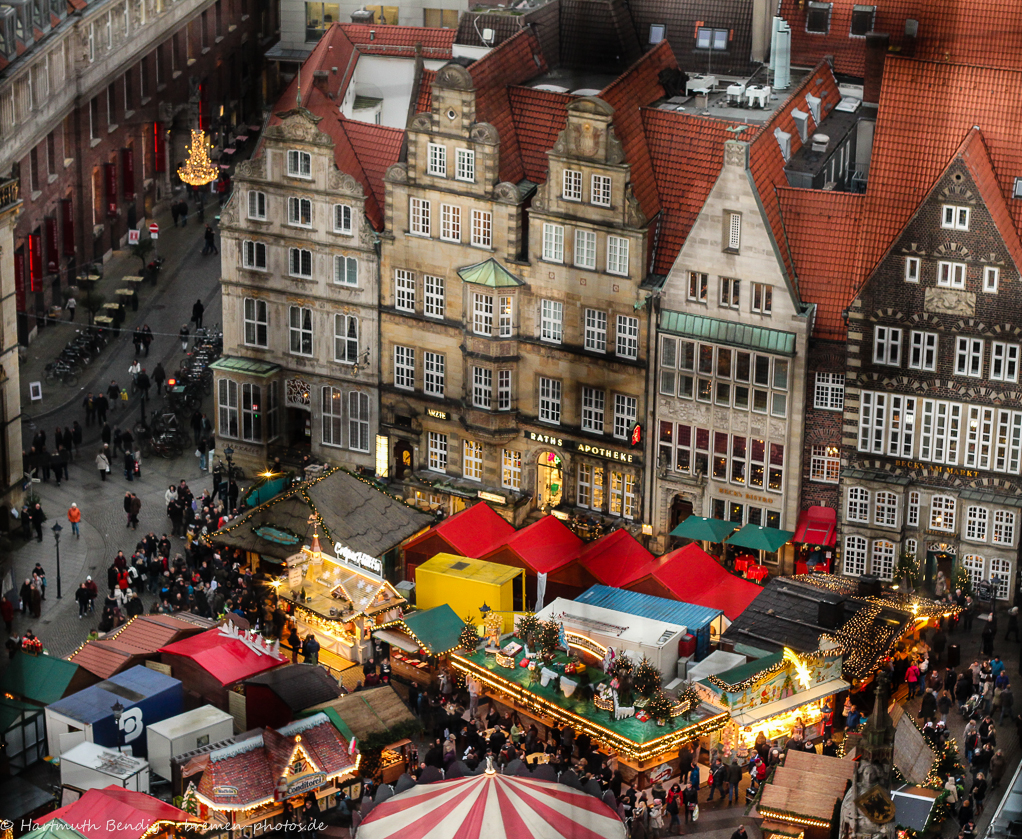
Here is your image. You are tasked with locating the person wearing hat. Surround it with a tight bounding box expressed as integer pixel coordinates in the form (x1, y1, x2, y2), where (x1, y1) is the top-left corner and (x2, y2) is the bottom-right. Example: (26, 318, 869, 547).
(67, 502, 81, 538)
(84, 575, 98, 612)
(1006, 607, 1019, 642)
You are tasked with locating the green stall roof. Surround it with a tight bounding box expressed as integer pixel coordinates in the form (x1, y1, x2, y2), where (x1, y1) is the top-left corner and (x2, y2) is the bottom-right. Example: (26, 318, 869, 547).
(0, 654, 83, 705)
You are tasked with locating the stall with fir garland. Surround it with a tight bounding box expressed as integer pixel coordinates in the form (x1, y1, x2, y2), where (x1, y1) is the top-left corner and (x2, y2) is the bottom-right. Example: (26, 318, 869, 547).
(449, 615, 727, 788)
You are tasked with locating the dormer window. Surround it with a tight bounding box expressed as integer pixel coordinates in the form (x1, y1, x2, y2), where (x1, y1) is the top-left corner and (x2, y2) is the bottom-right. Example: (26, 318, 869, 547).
(941, 204, 969, 231)
(850, 5, 875, 36)
(806, 2, 832, 34)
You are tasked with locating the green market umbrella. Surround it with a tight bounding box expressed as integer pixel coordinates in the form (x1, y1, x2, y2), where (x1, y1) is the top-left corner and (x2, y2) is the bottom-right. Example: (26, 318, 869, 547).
(726, 523, 795, 553)
(669, 515, 738, 543)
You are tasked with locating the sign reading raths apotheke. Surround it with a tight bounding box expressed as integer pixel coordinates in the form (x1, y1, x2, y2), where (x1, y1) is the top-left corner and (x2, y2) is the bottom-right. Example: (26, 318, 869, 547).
(524, 431, 643, 466)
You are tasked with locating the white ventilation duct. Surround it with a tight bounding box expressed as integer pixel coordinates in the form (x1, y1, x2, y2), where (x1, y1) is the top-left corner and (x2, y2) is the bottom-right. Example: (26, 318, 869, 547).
(791, 108, 809, 143)
(770, 17, 792, 90)
(811, 133, 830, 152)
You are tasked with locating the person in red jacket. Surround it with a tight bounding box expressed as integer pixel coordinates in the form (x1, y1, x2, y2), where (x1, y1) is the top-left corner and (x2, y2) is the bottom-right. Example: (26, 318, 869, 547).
(1, 596, 13, 633)
(67, 502, 82, 538)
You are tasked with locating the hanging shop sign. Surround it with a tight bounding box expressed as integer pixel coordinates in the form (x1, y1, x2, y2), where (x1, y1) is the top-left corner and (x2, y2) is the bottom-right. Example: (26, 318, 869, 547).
(477, 490, 506, 505)
(426, 408, 448, 419)
(523, 431, 642, 466)
(285, 771, 326, 798)
(332, 543, 383, 578)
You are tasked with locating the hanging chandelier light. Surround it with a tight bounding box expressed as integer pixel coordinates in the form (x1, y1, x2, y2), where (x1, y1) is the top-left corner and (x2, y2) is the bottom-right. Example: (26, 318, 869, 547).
(177, 129, 219, 186)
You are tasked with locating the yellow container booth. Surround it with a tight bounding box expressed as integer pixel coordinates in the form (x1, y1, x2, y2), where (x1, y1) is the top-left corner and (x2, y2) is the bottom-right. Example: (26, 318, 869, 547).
(415, 553, 524, 634)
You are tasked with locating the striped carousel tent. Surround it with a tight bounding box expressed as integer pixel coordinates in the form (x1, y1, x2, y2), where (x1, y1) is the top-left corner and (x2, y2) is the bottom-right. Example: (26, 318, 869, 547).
(358, 770, 626, 839)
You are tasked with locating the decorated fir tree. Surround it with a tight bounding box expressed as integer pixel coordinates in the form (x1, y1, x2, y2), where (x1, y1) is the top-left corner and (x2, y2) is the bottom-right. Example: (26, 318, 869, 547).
(646, 689, 674, 724)
(538, 620, 562, 660)
(633, 656, 662, 697)
(459, 619, 480, 653)
(518, 613, 541, 648)
(181, 781, 199, 815)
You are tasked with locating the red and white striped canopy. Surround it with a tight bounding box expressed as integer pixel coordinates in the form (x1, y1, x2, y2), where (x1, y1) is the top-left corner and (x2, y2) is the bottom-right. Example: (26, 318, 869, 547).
(358, 772, 626, 839)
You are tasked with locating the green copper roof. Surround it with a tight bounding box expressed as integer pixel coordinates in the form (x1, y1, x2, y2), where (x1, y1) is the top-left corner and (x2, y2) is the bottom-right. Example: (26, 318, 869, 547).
(660, 310, 797, 356)
(458, 259, 525, 288)
(209, 356, 281, 377)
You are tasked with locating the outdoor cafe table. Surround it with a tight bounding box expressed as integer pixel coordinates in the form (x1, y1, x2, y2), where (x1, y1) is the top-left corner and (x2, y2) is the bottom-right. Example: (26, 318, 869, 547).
(734, 557, 753, 574)
(94, 315, 113, 325)
(122, 275, 144, 284)
(747, 565, 769, 583)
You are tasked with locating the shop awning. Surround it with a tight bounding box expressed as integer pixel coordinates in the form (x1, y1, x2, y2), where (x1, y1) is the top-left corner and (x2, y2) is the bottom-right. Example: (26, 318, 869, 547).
(373, 629, 421, 654)
(794, 507, 837, 547)
(729, 678, 849, 726)
(726, 524, 795, 553)
(670, 516, 738, 543)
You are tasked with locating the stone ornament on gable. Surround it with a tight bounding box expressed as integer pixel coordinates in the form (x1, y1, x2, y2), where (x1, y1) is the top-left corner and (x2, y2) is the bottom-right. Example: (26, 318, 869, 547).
(219, 201, 237, 228)
(409, 113, 433, 132)
(329, 169, 363, 197)
(625, 186, 646, 228)
(924, 287, 976, 317)
(235, 156, 267, 181)
(278, 114, 330, 145)
(286, 378, 312, 407)
(385, 163, 408, 183)
(434, 63, 474, 91)
(724, 141, 747, 169)
(493, 182, 519, 204)
(470, 122, 499, 144)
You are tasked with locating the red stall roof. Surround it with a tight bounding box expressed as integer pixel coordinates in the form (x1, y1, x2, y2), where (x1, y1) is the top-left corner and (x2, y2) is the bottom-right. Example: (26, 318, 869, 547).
(406, 502, 515, 559)
(37, 787, 201, 839)
(628, 544, 761, 621)
(159, 627, 287, 686)
(794, 506, 837, 547)
(69, 614, 213, 679)
(485, 515, 584, 574)
(572, 529, 656, 587)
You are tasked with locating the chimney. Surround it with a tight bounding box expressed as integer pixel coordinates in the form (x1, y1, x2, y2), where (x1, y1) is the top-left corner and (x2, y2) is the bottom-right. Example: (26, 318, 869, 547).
(313, 71, 330, 96)
(863, 32, 889, 105)
(350, 6, 374, 23)
(903, 19, 918, 57)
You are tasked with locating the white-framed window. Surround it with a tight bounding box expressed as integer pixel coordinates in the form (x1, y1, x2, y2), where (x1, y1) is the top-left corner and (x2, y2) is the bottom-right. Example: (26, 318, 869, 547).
(239, 383, 262, 442)
(424, 275, 444, 319)
(409, 197, 431, 236)
(874, 325, 902, 365)
(994, 510, 1016, 546)
(540, 299, 563, 343)
(577, 463, 601, 510)
(502, 449, 521, 489)
(843, 534, 867, 576)
(941, 204, 970, 230)
(810, 444, 840, 483)
(463, 440, 483, 481)
(995, 410, 1022, 474)
(930, 495, 956, 532)
(423, 352, 444, 397)
(904, 257, 920, 282)
(471, 210, 491, 248)
(872, 540, 896, 581)
(955, 336, 984, 377)
(322, 387, 343, 447)
(697, 26, 730, 48)
(938, 261, 966, 288)
(440, 203, 461, 242)
(334, 203, 352, 234)
(581, 387, 605, 433)
(539, 377, 561, 424)
(395, 269, 415, 312)
(720, 277, 740, 309)
(288, 248, 312, 279)
(919, 399, 962, 464)
(991, 557, 1012, 600)
(334, 255, 358, 286)
(288, 306, 313, 356)
(542, 223, 564, 262)
(591, 174, 612, 207)
(498, 296, 514, 337)
(751, 282, 772, 314)
(847, 487, 869, 523)
(814, 372, 845, 409)
(497, 369, 511, 410)
(427, 142, 446, 176)
(908, 491, 920, 527)
(562, 169, 582, 201)
(649, 23, 666, 43)
(966, 506, 989, 542)
(607, 235, 629, 276)
(984, 266, 999, 293)
(243, 298, 268, 347)
(909, 331, 938, 371)
(574, 229, 597, 269)
(965, 406, 995, 469)
(472, 366, 493, 409)
(286, 149, 311, 178)
(349, 391, 370, 452)
(875, 491, 898, 527)
(394, 346, 415, 390)
(905, 538, 918, 560)
(247, 190, 266, 220)
(963, 554, 986, 592)
(584, 309, 607, 353)
(455, 148, 474, 182)
(616, 315, 639, 359)
(613, 394, 637, 440)
(287, 196, 312, 227)
(610, 472, 638, 520)
(727, 211, 742, 251)
(334, 314, 358, 364)
(689, 272, 708, 302)
(472, 293, 493, 335)
(428, 431, 447, 472)
(243, 240, 267, 270)
(991, 342, 1019, 382)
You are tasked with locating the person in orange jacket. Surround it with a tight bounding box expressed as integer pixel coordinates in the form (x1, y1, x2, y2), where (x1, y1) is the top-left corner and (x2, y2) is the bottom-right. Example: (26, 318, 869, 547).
(67, 502, 82, 539)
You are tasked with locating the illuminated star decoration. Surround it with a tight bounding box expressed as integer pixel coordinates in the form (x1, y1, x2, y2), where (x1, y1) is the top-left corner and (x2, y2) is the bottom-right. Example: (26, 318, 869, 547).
(783, 646, 812, 690)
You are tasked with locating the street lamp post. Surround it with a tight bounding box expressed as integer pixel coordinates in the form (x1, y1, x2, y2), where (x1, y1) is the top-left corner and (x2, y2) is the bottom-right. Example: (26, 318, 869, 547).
(111, 700, 124, 752)
(51, 522, 63, 599)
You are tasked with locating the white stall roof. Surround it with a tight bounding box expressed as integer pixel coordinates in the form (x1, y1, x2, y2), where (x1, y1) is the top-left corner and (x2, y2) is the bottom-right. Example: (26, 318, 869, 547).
(146, 706, 233, 740)
(61, 741, 147, 778)
(537, 597, 686, 650)
(684, 650, 747, 683)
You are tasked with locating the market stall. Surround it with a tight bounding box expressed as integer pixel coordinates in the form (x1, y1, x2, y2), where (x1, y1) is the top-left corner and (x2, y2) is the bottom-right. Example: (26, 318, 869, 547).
(35, 787, 203, 839)
(373, 604, 466, 688)
(243, 663, 342, 730)
(753, 749, 855, 839)
(793, 506, 837, 574)
(415, 553, 524, 634)
(694, 642, 848, 758)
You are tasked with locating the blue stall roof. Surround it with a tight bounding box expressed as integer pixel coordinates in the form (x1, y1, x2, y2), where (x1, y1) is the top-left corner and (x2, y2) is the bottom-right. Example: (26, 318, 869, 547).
(47, 665, 180, 725)
(575, 585, 722, 631)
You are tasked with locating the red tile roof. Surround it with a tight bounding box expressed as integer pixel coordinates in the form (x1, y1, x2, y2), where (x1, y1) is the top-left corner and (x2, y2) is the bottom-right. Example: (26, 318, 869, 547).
(415, 68, 436, 114)
(749, 62, 843, 288)
(37, 787, 201, 839)
(853, 58, 1022, 285)
(338, 22, 456, 58)
(69, 615, 209, 679)
(197, 714, 356, 809)
(335, 117, 406, 229)
(159, 627, 287, 686)
(483, 515, 584, 574)
(777, 188, 863, 340)
(508, 86, 575, 184)
(571, 528, 656, 587)
(644, 109, 756, 275)
(406, 502, 516, 558)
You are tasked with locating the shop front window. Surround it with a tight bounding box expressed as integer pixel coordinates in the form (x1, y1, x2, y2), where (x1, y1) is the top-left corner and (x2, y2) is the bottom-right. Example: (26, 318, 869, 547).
(537, 451, 563, 508)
